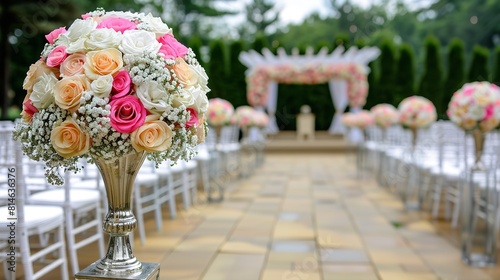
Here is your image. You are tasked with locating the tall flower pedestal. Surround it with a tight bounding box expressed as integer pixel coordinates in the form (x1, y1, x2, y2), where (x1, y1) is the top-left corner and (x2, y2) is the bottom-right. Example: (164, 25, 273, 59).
(207, 125, 225, 202)
(75, 151, 160, 279)
(460, 130, 499, 267)
(399, 127, 424, 210)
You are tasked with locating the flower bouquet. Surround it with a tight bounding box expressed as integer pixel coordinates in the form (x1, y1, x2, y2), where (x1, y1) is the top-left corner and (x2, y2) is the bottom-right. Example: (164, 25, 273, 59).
(253, 111, 269, 129)
(447, 81, 500, 170)
(234, 106, 257, 128)
(371, 103, 399, 128)
(207, 98, 234, 127)
(447, 81, 500, 132)
(341, 110, 374, 130)
(14, 9, 209, 278)
(398, 95, 436, 152)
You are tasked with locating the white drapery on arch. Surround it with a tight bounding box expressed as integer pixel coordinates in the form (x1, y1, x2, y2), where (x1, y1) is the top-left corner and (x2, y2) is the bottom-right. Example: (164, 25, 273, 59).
(239, 46, 380, 135)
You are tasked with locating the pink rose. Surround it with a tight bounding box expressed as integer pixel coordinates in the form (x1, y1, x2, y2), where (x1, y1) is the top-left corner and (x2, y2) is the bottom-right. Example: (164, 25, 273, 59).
(45, 27, 66, 44)
(484, 104, 494, 120)
(21, 100, 38, 122)
(158, 34, 188, 59)
(185, 108, 199, 129)
(109, 95, 147, 134)
(110, 70, 132, 100)
(46, 45, 68, 67)
(97, 17, 137, 33)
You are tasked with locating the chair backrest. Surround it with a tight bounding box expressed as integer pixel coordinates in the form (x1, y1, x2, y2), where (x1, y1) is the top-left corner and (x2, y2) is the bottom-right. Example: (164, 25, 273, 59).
(0, 127, 27, 230)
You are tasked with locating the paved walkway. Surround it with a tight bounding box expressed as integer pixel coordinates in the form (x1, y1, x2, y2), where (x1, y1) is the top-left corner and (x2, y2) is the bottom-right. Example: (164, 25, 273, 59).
(130, 153, 500, 280)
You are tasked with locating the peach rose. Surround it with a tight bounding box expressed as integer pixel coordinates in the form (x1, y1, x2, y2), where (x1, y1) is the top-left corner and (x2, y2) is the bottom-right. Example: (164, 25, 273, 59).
(131, 115, 172, 152)
(84, 48, 123, 80)
(23, 60, 60, 92)
(50, 117, 90, 158)
(60, 53, 86, 77)
(54, 74, 89, 113)
(170, 58, 197, 88)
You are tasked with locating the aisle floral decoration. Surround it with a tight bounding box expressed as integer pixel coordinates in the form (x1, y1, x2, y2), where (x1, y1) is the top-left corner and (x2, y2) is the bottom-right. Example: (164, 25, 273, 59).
(247, 63, 368, 108)
(207, 98, 234, 127)
(398, 96, 437, 129)
(13, 9, 209, 184)
(447, 81, 500, 132)
(253, 111, 270, 128)
(370, 103, 399, 128)
(341, 110, 374, 129)
(234, 106, 257, 128)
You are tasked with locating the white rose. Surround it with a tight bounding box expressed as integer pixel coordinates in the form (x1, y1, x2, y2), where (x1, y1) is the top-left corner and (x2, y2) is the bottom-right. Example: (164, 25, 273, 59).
(59, 18, 97, 43)
(469, 106, 485, 120)
(143, 13, 172, 38)
(91, 74, 113, 98)
(178, 86, 208, 119)
(86, 28, 123, 50)
(105, 11, 141, 20)
(173, 89, 195, 108)
(119, 30, 161, 56)
(136, 82, 169, 114)
(189, 64, 210, 92)
(66, 37, 88, 54)
(30, 72, 58, 109)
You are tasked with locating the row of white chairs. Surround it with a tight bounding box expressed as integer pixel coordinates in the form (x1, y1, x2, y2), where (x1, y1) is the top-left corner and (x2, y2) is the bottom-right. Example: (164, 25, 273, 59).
(362, 121, 500, 230)
(0, 121, 266, 279)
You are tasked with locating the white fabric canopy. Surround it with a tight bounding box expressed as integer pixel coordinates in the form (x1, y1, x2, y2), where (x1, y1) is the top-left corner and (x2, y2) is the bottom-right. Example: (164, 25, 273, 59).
(328, 79, 348, 134)
(266, 81, 279, 134)
(239, 46, 380, 136)
(347, 106, 364, 143)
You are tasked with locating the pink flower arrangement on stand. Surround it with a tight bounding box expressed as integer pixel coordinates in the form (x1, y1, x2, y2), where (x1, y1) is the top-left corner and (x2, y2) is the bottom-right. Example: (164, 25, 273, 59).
(371, 103, 399, 128)
(398, 96, 437, 129)
(234, 106, 257, 128)
(14, 9, 210, 183)
(207, 98, 234, 127)
(341, 110, 374, 130)
(397, 95, 436, 152)
(447, 81, 500, 132)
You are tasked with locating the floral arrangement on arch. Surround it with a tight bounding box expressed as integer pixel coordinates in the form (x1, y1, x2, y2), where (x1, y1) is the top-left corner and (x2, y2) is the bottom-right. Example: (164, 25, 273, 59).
(341, 110, 374, 129)
(370, 103, 399, 128)
(207, 98, 234, 127)
(14, 9, 209, 184)
(398, 96, 437, 129)
(447, 81, 500, 132)
(246, 63, 368, 108)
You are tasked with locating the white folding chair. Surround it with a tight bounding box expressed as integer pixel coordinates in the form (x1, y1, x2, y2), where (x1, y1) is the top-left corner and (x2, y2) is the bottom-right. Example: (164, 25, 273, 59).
(27, 167, 105, 275)
(0, 127, 69, 280)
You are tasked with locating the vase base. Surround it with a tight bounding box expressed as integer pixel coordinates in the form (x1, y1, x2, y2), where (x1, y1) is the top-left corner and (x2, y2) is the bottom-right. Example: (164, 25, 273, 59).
(462, 253, 497, 267)
(75, 261, 160, 280)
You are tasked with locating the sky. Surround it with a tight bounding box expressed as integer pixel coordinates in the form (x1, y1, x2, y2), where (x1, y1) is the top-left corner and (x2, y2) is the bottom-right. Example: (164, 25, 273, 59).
(220, 0, 434, 26)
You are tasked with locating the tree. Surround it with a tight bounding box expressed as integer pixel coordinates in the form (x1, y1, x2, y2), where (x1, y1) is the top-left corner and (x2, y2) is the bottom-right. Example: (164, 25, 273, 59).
(492, 45, 500, 86)
(467, 45, 490, 82)
(207, 39, 228, 100)
(442, 38, 465, 115)
(241, 0, 280, 38)
(0, 0, 81, 119)
(418, 36, 443, 108)
(227, 40, 248, 107)
(376, 38, 398, 106)
(394, 43, 415, 105)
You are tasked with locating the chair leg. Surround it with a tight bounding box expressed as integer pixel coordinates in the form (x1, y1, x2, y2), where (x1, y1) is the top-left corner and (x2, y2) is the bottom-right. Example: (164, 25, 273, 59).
(153, 183, 163, 231)
(65, 210, 79, 275)
(58, 223, 69, 280)
(182, 171, 191, 209)
(432, 177, 443, 219)
(134, 188, 147, 245)
(95, 204, 106, 258)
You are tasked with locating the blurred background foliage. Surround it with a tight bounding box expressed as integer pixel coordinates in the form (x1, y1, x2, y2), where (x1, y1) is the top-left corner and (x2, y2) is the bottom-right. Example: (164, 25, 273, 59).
(2, 0, 500, 130)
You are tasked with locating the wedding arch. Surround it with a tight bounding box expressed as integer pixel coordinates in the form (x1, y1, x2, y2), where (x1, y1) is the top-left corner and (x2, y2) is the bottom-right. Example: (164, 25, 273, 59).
(239, 46, 380, 135)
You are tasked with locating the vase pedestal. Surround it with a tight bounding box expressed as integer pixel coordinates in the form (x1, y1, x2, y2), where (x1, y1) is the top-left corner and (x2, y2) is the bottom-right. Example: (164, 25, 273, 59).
(460, 130, 498, 267)
(75, 262, 160, 280)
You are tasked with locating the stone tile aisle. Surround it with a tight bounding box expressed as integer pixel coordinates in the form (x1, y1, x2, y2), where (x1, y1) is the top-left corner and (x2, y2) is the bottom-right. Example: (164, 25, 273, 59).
(134, 153, 499, 280)
(17, 153, 500, 279)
